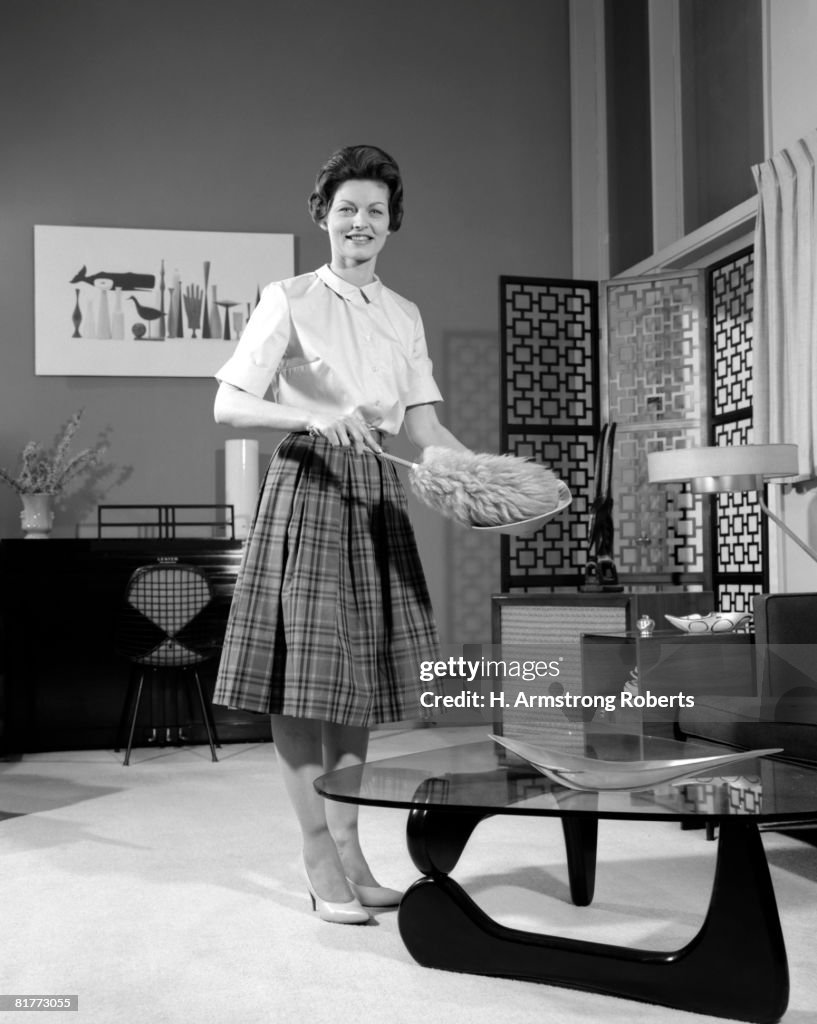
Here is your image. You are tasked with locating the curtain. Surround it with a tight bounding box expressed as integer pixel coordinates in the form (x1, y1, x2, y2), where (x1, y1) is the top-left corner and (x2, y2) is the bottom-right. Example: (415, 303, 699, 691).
(752, 128, 817, 482)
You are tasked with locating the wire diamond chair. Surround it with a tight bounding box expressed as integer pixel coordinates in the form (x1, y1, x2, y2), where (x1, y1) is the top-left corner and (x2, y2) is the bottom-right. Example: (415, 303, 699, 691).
(114, 563, 224, 765)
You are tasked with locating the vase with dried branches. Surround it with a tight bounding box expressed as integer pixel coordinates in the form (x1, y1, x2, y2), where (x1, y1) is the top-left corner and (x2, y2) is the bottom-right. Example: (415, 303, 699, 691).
(0, 410, 107, 538)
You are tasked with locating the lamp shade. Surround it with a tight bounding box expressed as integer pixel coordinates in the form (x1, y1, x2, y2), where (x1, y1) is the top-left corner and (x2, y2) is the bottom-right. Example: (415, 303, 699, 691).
(647, 444, 798, 493)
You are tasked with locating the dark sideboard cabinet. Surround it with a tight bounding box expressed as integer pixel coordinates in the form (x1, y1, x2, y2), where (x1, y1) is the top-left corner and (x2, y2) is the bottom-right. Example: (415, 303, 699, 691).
(0, 539, 273, 755)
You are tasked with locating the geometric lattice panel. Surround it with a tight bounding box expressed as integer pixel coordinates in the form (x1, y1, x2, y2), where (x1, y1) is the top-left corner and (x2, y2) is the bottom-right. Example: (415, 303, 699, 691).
(715, 487, 763, 572)
(503, 279, 597, 428)
(715, 422, 761, 575)
(604, 272, 706, 584)
(716, 582, 762, 616)
(442, 331, 502, 643)
(615, 425, 704, 574)
(606, 274, 705, 426)
(504, 431, 594, 588)
(711, 249, 754, 418)
(713, 418, 764, 605)
(501, 277, 600, 590)
(708, 248, 764, 607)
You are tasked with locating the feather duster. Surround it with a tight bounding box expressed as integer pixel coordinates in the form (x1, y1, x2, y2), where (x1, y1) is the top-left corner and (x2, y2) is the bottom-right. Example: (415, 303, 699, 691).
(377, 446, 567, 529)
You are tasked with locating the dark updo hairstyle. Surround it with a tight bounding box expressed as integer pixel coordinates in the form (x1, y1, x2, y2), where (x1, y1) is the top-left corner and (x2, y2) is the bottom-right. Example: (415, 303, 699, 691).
(308, 145, 404, 232)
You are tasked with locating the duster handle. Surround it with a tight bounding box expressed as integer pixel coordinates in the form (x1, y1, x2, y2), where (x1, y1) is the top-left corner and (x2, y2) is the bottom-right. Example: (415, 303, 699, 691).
(371, 449, 417, 470)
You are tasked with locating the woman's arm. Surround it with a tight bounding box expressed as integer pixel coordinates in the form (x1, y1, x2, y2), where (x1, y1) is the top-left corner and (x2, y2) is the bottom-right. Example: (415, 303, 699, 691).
(403, 403, 469, 452)
(214, 382, 382, 452)
(214, 380, 312, 432)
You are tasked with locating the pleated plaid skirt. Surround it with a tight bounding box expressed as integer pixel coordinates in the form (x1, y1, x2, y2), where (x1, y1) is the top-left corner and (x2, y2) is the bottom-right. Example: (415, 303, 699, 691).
(212, 432, 439, 726)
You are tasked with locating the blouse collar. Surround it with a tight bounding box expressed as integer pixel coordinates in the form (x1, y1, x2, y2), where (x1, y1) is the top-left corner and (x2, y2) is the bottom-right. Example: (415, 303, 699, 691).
(316, 264, 383, 306)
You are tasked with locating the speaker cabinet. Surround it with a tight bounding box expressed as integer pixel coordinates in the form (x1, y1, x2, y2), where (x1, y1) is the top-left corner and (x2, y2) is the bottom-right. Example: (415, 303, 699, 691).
(491, 592, 712, 746)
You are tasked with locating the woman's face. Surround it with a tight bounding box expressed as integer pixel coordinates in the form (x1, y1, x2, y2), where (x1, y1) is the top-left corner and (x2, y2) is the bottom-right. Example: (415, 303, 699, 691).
(322, 179, 391, 272)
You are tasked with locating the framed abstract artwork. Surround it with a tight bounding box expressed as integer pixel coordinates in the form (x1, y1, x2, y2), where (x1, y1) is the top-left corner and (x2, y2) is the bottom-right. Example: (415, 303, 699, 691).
(34, 225, 294, 377)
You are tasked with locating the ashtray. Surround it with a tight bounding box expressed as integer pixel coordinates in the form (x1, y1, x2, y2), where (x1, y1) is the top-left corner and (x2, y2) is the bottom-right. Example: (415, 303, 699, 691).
(664, 611, 753, 634)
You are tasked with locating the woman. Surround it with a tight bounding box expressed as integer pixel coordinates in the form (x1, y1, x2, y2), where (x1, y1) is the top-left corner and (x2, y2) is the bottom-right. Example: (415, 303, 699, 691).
(212, 144, 466, 925)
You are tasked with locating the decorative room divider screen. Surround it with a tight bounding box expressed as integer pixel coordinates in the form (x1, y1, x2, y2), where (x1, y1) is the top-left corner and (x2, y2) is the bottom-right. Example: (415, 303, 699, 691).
(500, 259, 764, 604)
(499, 276, 600, 592)
(601, 271, 708, 589)
(707, 246, 765, 613)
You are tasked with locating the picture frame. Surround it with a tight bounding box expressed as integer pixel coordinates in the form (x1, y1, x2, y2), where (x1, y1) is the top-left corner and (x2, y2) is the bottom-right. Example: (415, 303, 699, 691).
(34, 225, 294, 377)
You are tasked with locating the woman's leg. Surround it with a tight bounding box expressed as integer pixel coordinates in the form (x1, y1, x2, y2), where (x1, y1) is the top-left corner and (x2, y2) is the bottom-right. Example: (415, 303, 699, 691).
(270, 713, 354, 902)
(321, 721, 381, 886)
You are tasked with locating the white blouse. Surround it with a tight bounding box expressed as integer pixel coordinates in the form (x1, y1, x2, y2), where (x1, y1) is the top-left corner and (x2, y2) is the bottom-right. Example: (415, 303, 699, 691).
(215, 264, 443, 436)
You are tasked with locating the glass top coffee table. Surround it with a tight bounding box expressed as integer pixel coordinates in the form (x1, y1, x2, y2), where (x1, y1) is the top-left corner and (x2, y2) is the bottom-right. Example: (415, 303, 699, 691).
(315, 733, 817, 1023)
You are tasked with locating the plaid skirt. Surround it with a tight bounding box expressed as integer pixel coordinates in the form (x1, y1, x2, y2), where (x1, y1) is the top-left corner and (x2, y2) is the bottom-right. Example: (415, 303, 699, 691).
(212, 432, 439, 726)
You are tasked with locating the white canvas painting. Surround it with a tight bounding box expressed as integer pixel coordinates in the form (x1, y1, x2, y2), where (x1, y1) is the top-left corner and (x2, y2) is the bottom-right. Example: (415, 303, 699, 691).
(35, 225, 294, 377)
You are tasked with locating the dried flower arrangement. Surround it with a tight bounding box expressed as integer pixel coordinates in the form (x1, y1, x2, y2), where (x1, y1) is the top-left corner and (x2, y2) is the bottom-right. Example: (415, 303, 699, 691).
(0, 409, 107, 496)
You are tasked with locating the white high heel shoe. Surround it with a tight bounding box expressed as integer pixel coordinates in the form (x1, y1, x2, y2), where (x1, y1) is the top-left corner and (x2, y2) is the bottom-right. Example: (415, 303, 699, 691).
(304, 867, 371, 925)
(346, 878, 402, 907)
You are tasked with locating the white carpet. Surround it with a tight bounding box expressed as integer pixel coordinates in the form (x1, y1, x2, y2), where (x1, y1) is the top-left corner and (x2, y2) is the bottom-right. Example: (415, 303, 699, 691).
(1, 727, 816, 1024)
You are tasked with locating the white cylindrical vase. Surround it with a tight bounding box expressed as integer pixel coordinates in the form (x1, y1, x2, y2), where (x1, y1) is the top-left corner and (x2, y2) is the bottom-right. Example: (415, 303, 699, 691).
(224, 439, 259, 539)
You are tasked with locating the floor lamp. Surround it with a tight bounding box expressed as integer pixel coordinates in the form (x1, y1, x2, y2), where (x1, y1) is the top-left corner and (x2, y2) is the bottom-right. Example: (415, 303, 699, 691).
(647, 444, 817, 565)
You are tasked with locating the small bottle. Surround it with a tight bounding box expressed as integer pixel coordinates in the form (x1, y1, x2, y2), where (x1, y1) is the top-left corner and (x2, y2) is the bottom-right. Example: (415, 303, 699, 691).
(636, 615, 655, 636)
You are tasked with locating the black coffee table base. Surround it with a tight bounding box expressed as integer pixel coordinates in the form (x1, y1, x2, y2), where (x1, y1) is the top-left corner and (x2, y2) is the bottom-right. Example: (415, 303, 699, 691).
(399, 808, 789, 1023)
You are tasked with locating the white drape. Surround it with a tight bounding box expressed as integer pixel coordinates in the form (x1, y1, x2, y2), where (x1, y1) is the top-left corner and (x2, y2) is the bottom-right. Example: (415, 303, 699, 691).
(752, 128, 817, 482)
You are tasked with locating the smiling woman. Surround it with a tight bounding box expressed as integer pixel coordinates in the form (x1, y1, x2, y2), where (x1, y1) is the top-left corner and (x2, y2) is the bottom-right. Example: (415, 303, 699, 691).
(320, 179, 392, 272)
(210, 144, 470, 927)
(308, 143, 405, 232)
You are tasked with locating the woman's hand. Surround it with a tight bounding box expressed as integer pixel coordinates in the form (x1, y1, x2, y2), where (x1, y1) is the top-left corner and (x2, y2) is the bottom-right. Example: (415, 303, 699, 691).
(213, 385, 383, 454)
(308, 414, 383, 454)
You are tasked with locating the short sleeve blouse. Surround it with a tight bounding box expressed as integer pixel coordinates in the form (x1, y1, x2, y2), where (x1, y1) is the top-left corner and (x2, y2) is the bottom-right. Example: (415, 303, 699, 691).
(214, 264, 443, 436)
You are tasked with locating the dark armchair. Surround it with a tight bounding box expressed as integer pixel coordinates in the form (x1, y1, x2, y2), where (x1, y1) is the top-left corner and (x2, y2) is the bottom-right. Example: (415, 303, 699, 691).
(678, 593, 817, 766)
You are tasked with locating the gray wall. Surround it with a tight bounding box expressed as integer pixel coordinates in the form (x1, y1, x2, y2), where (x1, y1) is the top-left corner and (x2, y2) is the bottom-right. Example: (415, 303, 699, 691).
(0, 0, 573, 642)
